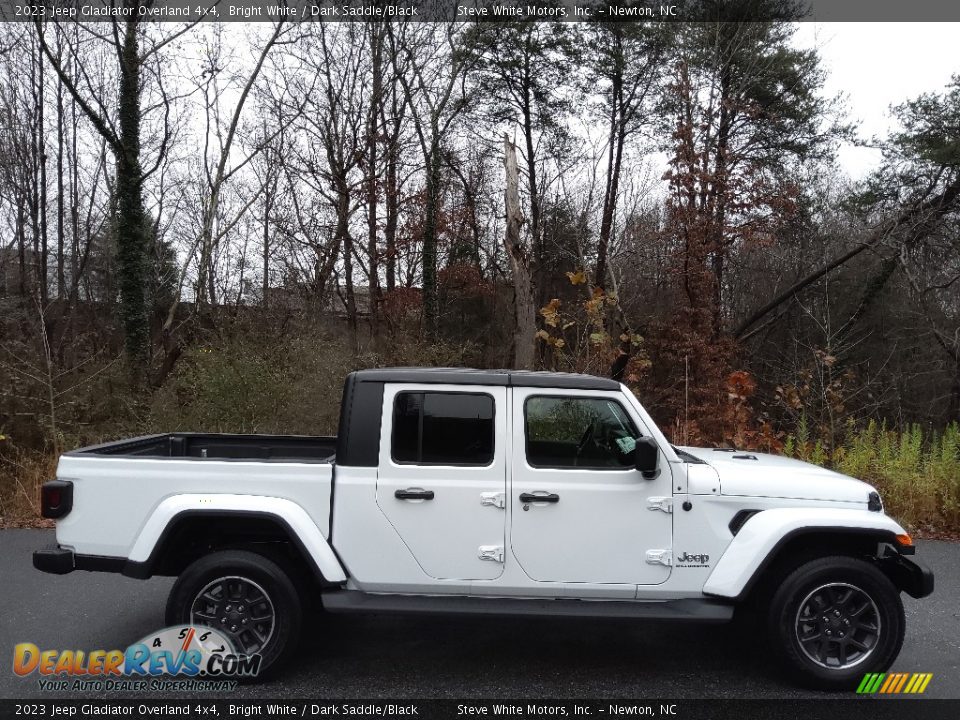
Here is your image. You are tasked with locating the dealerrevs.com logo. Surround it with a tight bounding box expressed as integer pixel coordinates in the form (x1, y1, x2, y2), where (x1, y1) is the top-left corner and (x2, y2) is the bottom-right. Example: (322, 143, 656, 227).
(13, 626, 260, 692)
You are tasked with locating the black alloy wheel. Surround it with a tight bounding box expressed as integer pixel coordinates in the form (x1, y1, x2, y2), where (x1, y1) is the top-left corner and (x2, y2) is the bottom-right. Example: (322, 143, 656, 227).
(190, 575, 277, 655)
(767, 555, 905, 690)
(794, 582, 881, 670)
(166, 549, 302, 679)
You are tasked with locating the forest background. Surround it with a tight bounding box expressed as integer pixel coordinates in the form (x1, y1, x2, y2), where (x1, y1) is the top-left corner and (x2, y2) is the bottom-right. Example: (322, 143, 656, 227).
(1, 2, 959, 534)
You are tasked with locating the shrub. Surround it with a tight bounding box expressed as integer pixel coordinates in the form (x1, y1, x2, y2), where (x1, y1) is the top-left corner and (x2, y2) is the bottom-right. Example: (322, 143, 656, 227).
(146, 330, 483, 436)
(0, 445, 56, 527)
(787, 420, 960, 534)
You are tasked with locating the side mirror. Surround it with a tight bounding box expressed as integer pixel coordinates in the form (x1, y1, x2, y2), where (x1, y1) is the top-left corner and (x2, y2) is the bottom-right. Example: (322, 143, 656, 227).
(635, 436, 660, 480)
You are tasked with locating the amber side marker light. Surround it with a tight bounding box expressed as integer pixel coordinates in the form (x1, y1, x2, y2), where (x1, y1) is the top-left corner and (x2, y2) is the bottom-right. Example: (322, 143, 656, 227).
(896, 533, 913, 547)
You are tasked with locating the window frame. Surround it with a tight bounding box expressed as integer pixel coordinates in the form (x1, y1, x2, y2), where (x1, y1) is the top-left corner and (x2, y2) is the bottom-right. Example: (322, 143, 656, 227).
(390, 390, 497, 468)
(523, 394, 642, 471)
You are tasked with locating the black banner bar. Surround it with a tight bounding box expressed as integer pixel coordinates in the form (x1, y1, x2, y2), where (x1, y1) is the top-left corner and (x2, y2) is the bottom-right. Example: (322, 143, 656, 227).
(2, 0, 960, 23)
(3, 700, 960, 720)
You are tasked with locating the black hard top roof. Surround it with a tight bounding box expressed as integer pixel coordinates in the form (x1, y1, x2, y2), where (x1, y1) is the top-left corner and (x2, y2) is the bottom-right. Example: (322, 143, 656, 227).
(352, 367, 620, 391)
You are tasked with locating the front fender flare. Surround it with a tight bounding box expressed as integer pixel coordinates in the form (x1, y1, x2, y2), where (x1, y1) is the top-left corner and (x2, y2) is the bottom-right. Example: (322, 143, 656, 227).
(124, 494, 347, 583)
(702, 507, 906, 600)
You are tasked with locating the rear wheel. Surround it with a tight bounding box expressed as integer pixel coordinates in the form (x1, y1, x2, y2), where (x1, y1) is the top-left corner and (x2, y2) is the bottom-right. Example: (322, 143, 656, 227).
(166, 550, 302, 679)
(767, 556, 904, 690)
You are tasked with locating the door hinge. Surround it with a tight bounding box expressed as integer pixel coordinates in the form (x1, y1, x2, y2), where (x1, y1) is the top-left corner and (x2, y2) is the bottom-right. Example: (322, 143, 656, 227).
(478, 545, 504, 563)
(647, 496, 673, 513)
(480, 492, 506, 509)
(646, 549, 672, 567)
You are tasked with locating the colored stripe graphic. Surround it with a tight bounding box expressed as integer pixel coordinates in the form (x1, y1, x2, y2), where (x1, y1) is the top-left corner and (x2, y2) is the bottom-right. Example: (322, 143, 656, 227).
(893, 673, 910, 693)
(879, 674, 897, 693)
(857, 672, 932, 694)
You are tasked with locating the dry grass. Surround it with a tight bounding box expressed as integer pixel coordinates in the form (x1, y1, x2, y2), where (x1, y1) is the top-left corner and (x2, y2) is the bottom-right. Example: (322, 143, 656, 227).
(0, 331, 484, 525)
(4, 367, 959, 537)
(786, 421, 960, 535)
(0, 445, 57, 527)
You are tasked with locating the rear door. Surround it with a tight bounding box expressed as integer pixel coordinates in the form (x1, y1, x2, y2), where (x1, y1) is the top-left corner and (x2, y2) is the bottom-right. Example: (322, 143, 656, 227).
(376, 383, 507, 580)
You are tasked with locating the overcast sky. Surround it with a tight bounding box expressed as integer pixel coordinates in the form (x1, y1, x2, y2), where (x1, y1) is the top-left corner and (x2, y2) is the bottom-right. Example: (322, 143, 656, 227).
(793, 22, 959, 178)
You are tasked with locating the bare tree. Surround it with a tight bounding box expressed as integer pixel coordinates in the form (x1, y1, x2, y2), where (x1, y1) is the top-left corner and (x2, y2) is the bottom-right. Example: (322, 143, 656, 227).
(156, 21, 293, 382)
(388, 21, 475, 337)
(589, 23, 670, 287)
(34, 4, 191, 376)
(504, 135, 535, 369)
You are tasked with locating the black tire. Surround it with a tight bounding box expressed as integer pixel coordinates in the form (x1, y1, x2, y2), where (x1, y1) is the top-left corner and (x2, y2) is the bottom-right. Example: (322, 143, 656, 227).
(767, 556, 904, 690)
(165, 550, 302, 680)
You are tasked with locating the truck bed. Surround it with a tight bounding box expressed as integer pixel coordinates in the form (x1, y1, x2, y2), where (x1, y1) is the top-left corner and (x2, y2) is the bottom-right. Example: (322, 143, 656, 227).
(66, 433, 337, 463)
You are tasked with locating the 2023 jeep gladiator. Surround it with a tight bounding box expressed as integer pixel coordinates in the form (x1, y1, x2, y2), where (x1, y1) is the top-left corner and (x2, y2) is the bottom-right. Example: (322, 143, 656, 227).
(34, 368, 933, 688)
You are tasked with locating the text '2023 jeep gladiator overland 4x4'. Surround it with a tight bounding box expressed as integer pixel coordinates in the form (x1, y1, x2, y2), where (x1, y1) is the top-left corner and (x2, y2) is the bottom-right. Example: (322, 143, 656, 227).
(34, 368, 933, 688)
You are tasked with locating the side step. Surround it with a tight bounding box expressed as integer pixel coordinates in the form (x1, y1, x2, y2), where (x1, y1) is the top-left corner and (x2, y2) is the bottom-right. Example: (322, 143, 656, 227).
(321, 591, 734, 622)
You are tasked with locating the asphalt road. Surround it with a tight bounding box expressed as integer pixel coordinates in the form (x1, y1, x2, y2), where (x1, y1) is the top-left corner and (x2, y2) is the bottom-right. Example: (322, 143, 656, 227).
(1, 529, 958, 700)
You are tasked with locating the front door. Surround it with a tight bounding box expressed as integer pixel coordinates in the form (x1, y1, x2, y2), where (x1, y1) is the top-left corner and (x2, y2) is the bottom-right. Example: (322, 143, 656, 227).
(510, 388, 673, 585)
(377, 384, 507, 581)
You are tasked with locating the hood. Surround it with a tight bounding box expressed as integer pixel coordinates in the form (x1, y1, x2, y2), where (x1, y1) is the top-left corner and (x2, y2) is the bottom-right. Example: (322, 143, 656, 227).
(677, 447, 876, 505)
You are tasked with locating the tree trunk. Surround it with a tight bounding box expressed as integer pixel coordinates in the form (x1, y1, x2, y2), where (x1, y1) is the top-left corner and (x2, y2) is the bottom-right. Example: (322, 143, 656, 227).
(29, 40, 40, 299)
(504, 135, 535, 370)
(382, 88, 401, 294)
(115, 17, 150, 372)
(69, 54, 80, 306)
(597, 48, 623, 289)
(384, 118, 399, 293)
(36, 36, 49, 307)
(335, 182, 358, 335)
(261, 175, 273, 309)
(366, 25, 383, 330)
(17, 203, 27, 298)
(521, 89, 541, 273)
(708, 67, 733, 337)
(56, 70, 66, 301)
(421, 133, 441, 338)
(33, 10, 151, 378)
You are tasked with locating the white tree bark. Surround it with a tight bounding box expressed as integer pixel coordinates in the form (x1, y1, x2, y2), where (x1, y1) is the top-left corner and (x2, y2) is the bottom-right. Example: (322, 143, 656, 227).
(503, 134, 536, 370)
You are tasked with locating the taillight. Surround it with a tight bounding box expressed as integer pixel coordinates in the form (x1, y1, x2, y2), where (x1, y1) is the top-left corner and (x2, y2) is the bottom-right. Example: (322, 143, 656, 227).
(41, 480, 73, 519)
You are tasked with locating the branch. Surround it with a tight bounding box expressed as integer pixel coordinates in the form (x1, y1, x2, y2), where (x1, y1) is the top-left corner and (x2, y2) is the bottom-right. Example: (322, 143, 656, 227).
(212, 20, 286, 197)
(140, 10, 209, 61)
(734, 173, 960, 339)
(33, 18, 120, 151)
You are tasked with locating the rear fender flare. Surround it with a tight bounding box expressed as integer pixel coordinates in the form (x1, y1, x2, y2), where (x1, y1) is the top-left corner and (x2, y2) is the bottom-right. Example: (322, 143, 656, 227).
(125, 494, 347, 582)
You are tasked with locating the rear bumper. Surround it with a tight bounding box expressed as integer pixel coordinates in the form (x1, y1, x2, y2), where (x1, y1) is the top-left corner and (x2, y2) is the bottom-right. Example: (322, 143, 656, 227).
(33, 545, 74, 574)
(882, 551, 935, 598)
(33, 545, 125, 576)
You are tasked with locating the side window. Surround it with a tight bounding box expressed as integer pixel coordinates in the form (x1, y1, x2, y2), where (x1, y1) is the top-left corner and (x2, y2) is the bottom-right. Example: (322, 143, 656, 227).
(392, 392, 495, 465)
(525, 396, 639, 469)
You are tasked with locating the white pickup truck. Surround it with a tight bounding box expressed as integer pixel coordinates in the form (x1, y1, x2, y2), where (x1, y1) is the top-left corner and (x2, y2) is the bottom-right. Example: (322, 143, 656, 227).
(34, 368, 932, 688)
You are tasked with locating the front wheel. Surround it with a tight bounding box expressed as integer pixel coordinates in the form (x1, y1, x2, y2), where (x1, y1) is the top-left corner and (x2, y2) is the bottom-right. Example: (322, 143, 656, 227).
(166, 550, 302, 679)
(767, 556, 905, 690)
